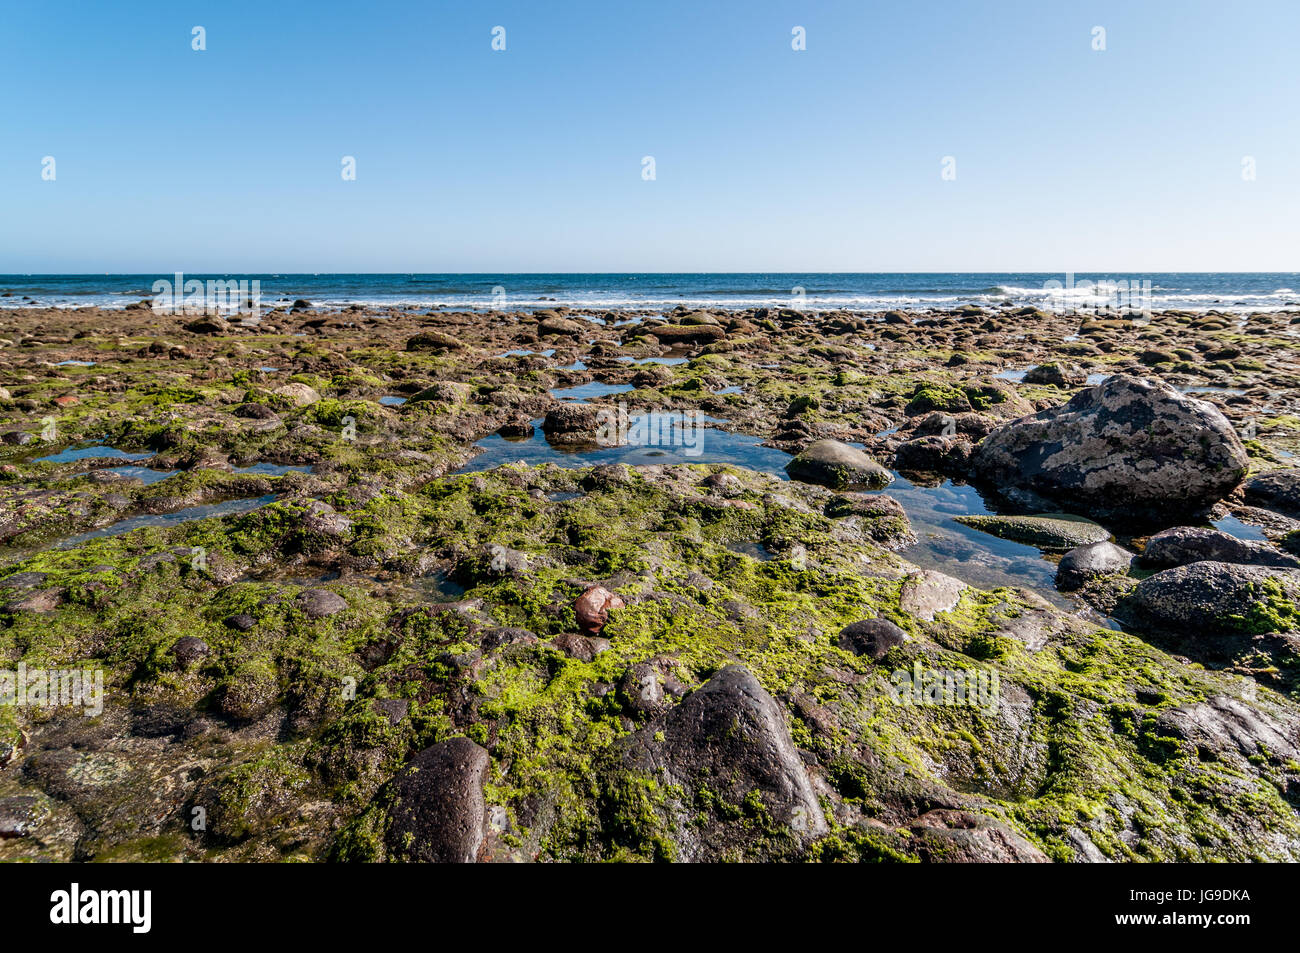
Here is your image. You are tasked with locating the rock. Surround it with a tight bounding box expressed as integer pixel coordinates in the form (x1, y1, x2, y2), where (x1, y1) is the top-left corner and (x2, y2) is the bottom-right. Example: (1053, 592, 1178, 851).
(183, 317, 229, 334)
(1129, 562, 1300, 634)
(908, 809, 1049, 863)
(405, 331, 462, 352)
(836, 618, 906, 659)
(899, 570, 966, 621)
(617, 663, 669, 715)
(223, 612, 256, 631)
(643, 323, 725, 345)
(497, 415, 534, 438)
(216, 663, 279, 723)
(550, 632, 609, 661)
(1142, 526, 1300, 570)
(233, 402, 279, 420)
(273, 382, 320, 407)
(296, 588, 348, 619)
(385, 738, 488, 863)
(786, 439, 893, 490)
(0, 796, 40, 839)
(1056, 541, 1134, 590)
(824, 493, 906, 520)
(372, 698, 409, 725)
(537, 315, 586, 336)
(954, 514, 1110, 550)
(6, 588, 62, 613)
(971, 375, 1248, 523)
(0, 571, 48, 589)
(892, 434, 973, 474)
(1242, 469, 1300, 519)
(541, 404, 600, 443)
(1153, 695, 1300, 765)
(169, 636, 211, 668)
(291, 299, 312, 310)
(0, 430, 34, 446)
(574, 585, 625, 636)
(624, 665, 827, 859)
(1023, 362, 1086, 387)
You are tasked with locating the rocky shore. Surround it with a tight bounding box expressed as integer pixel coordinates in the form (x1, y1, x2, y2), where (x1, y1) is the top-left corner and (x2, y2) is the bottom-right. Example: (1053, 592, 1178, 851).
(2, 299, 1300, 861)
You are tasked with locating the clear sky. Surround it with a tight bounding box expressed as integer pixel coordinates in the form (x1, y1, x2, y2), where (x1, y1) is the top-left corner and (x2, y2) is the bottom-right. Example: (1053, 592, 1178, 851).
(1, 0, 1297, 273)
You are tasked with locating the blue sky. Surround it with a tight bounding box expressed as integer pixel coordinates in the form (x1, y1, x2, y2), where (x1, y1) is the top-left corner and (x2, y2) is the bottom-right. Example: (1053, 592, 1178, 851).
(1, 0, 1297, 272)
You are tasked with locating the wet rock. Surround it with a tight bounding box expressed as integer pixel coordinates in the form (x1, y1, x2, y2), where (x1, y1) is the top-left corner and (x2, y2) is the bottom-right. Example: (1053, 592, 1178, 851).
(497, 415, 534, 438)
(385, 738, 489, 863)
(541, 404, 600, 443)
(296, 588, 348, 619)
(900, 570, 966, 621)
(824, 492, 905, 520)
(954, 514, 1110, 550)
(537, 315, 587, 336)
(1023, 362, 1086, 387)
(971, 375, 1248, 523)
(892, 434, 973, 474)
(1242, 469, 1300, 519)
(273, 382, 320, 407)
(1129, 562, 1300, 634)
(623, 665, 827, 860)
(908, 809, 1049, 863)
(575, 585, 625, 636)
(0, 571, 48, 589)
(1142, 526, 1300, 570)
(216, 663, 279, 723)
(1056, 541, 1135, 590)
(836, 618, 906, 659)
(223, 612, 256, 631)
(786, 439, 893, 490)
(169, 635, 211, 668)
(480, 626, 538, 651)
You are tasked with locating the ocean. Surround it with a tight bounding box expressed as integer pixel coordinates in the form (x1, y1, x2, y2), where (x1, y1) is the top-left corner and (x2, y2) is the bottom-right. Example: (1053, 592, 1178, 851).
(1, 273, 1297, 314)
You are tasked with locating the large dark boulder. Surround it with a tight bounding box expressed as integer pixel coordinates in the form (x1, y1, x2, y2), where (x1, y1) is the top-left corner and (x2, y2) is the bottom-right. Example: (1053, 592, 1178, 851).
(1142, 526, 1300, 570)
(971, 375, 1247, 522)
(1128, 561, 1300, 634)
(623, 665, 826, 860)
(386, 738, 489, 863)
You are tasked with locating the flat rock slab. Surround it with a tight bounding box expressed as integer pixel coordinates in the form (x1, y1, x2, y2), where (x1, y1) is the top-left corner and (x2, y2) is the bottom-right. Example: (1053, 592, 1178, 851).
(955, 514, 1110, 550)
(900, 570, 967, 621)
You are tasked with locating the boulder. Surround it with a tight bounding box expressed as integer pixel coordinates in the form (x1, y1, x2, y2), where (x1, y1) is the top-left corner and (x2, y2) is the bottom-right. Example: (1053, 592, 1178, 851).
(1129, 562, 1300, 634)
(385, 738, 488, 863)
(836, 618, 906, 659)
(892, 434, 973, 474)
(1142, 526, 1300, 570)
(971, 375, 1248, 522)
(786, 439, 893, 490)
(623, 665, 827, 860)
(1056, 541, 1134, 590)
(1242, 469, 1300, 519)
